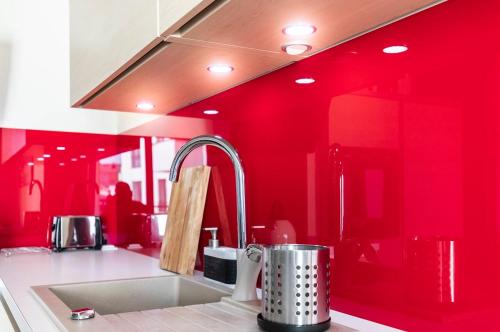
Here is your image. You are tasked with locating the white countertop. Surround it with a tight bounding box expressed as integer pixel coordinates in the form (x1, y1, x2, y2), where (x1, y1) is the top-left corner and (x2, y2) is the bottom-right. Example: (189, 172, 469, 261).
(0, 248, 173, 331)
(0, 248, 402, 332)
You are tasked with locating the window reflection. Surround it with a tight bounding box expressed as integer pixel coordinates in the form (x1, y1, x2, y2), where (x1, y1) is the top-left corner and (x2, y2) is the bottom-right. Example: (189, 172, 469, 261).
(97, 137, 206, 248)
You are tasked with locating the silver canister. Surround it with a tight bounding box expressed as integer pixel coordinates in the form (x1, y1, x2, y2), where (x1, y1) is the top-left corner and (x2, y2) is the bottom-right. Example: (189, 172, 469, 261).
(261, 244, 331, 328)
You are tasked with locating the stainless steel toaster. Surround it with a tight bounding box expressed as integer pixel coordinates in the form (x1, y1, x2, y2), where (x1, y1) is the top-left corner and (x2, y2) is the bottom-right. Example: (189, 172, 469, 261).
(51, 216, 102, 251)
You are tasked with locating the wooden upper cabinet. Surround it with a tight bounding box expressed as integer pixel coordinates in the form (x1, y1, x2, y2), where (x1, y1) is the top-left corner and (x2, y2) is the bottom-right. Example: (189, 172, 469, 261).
(72, 0, 444, 113)
(84, 42, 287, 114)
(179, 0, 442, 55)
(70, 0, 214, 106)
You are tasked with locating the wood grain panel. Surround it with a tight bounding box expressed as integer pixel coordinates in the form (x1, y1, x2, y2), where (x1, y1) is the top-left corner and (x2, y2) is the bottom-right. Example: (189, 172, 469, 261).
(85, 42, 290, 114)
(181, 0, 444, 55)
(80, 0, 444, 114)
(160, 166, 211, 275)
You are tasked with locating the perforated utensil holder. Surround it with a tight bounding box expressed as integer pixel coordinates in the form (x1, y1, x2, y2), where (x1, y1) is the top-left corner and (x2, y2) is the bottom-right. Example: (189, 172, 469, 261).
(258, 244, 331, 332)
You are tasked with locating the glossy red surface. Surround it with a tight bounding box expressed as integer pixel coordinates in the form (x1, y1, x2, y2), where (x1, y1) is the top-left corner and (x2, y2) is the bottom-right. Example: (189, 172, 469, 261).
(167, 0, 500, 330)
(0, 130, 131, 246)
(1, 0, 499, 330)
(0, 128, 206, 248)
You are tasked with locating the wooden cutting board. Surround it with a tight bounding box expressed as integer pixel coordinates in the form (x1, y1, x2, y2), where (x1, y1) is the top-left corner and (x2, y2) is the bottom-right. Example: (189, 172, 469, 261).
(160, 166, 211, 275)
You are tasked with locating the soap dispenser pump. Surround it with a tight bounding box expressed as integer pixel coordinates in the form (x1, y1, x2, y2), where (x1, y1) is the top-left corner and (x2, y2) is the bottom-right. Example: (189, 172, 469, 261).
(205, 227, 219, 248)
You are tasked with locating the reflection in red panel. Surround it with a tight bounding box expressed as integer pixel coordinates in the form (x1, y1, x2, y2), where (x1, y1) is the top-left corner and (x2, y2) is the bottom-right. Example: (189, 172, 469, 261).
(166, 0, 500, 330)
(0, 130, 205, 250)
(0, 130, 135, 247)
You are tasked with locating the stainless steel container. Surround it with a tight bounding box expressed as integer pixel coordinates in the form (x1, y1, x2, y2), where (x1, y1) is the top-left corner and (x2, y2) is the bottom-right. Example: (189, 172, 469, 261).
(259, 244, 331, 331)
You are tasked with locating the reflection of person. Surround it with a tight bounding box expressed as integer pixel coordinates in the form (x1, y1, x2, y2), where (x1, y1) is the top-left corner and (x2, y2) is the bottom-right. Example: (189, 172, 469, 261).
(72, 217, 92, 246)
(270, 219, 296, 244)
(102, 182, 148, 246)
(251, 201, 297, 244)
(268, 201, 296, 243)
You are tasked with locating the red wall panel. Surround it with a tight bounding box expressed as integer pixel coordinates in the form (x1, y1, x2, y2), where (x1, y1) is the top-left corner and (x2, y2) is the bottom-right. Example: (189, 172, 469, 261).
(166, 0, 500, 330)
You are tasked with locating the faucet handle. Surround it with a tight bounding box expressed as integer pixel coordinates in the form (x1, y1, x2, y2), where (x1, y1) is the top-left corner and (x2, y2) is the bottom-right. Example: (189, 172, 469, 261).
(245, 244, 263, 263)
(203, 227, 219, 248)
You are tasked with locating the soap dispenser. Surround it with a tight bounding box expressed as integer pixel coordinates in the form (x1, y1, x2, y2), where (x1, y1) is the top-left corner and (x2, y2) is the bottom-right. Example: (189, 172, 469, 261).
(205, 227, 219, 248)
(202, 227, 238, 284)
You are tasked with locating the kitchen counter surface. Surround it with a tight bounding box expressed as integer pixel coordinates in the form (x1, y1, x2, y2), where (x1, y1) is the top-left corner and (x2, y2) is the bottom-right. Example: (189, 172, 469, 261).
(0, 248, 401, 332)
(0, 248, 173, 331)
(99, 299, 357, 332)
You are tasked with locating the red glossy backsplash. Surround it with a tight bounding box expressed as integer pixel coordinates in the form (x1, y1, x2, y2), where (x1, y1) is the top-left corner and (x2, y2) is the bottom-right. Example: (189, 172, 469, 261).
(1, 0, 500, 330)
(0, 130, 137, 246)
(168, 0, 500, 330)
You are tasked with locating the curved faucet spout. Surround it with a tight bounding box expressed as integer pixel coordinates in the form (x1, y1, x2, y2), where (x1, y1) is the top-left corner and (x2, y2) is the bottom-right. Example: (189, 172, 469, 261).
(169, 135, 247, 249)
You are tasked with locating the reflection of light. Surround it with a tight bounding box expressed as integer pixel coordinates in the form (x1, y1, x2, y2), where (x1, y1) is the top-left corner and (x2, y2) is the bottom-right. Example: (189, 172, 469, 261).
(136, 102, 155, 111)
(59, 162, 65, 166)
(203, 109, 219, 115)
(251, 225, 266, 229)
(207, 64, 233, 73)
(155, 214, 168, 237)
(27, 162, 34, 166)
(71, 158, 77, 162)
(383, 45, 408, 54)
(36, 157, 44, 161)
(282, 43, 311, 55)
(282, 24, 316, 36)
(80, 155, 86, 159)
(56, 146, 65, 151)
(340, 173, 344, 240)
(97, 148, 105, 152)
(295, 77, 315, 84)
(43, 154, 51, 158)
(450, 240, 456, 303)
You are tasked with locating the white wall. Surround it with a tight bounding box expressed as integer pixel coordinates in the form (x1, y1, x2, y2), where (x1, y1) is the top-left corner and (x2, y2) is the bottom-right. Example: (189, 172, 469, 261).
(0, 0, 160, 134)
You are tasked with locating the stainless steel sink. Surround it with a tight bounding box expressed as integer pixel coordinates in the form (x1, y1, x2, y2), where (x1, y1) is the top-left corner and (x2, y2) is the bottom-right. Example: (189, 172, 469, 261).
(31, 275, 231, 331)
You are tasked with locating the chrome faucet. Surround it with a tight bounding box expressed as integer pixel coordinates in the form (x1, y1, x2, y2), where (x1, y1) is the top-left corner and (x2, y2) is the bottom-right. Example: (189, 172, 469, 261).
(168, 135, 247, 249)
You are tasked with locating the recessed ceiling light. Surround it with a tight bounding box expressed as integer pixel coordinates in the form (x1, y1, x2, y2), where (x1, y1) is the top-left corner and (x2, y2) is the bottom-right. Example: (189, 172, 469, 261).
(80, 155, 86, 159)
(43, 154, 51, 158)
(136, 102, 155, 111)
(59, 162, 65, 166)
(27, 162, 34, 166)
(282, 24, 317, 36)
(56, 146, 66, 151)
(207, 64, 233, 74)
(203, 109, 219, 115)
(282, 43, 312, 55)
(97, 148, 105, 152)
(383, 45, 408, 54)
(71, 158, 78, 162)
(295, 78, 315, 84)
(37, 157, 44, 161)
